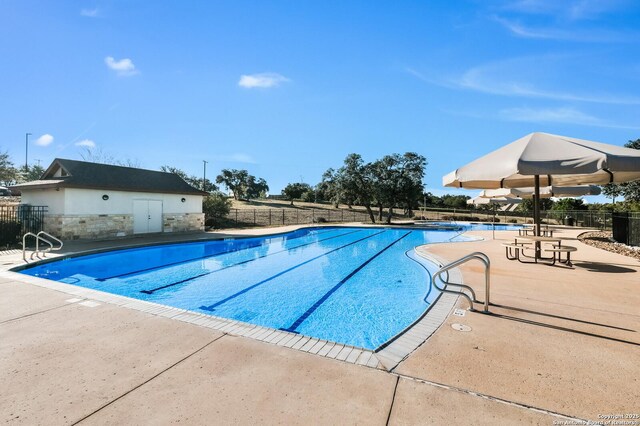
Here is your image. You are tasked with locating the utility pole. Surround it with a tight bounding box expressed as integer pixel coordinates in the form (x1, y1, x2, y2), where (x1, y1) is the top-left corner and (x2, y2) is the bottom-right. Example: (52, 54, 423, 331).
(25, 133, 32, 169)
(202, 160, 208, 192)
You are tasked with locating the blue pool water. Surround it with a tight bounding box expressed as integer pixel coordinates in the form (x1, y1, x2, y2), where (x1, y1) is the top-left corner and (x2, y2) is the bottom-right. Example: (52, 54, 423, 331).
(20, 226, 485, 350)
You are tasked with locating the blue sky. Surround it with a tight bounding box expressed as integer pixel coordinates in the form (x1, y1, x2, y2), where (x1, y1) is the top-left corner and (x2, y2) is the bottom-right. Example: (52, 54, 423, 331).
(2, 1, 640, 201)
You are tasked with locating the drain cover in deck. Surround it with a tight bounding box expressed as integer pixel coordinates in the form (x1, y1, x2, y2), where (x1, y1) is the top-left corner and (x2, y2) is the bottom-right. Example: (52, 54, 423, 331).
(451, 323, 472, 332)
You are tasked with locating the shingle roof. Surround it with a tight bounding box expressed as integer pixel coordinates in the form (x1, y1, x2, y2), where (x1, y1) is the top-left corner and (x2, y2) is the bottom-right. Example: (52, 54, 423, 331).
(11, 158, 207, 195)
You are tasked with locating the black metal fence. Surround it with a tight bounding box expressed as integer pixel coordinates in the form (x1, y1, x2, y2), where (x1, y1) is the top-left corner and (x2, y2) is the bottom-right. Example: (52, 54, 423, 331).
(612, 212, 640, 246)
(417, 207, 613, 230)
(220, 208, 377, 228)
(0, 205, 48, 246)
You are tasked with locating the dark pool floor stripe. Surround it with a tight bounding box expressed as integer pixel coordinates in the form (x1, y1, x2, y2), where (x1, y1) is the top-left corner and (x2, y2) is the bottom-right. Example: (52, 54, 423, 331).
(98, 228, 337, 281)
(198, 230, 388, 312)
(140, 229, 365, 295)
(281, 231, 413, 333)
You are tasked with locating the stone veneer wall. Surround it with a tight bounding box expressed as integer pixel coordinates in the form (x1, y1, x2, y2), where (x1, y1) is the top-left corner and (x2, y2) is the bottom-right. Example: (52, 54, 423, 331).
(43, 212, 204, 240)
(44, 215, 134, 240)
(163, 213, 204, 233)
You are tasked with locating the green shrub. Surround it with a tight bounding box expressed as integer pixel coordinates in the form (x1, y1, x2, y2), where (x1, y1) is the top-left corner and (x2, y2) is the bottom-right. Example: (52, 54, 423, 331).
(203, 192, 232, 229)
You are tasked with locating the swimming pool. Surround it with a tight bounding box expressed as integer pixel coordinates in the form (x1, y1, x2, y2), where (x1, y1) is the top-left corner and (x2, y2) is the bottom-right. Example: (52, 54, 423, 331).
(19, 226, 479, 350)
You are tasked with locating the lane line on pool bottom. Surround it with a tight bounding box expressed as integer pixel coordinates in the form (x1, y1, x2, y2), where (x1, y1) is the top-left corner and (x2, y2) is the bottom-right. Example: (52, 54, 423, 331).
(139, 229, 365, 295)
(281, 231, 412, 333)
(97, 228, 337, 281)
(198, 230, 389, 312)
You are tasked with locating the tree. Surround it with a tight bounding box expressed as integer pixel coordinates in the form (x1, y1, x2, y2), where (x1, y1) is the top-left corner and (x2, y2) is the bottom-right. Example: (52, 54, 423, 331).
(602, 183, 623, 204)
(517, 198, 554, 212)
(339, 154, 378, 222)
(282, 182, 312, 205)
(246, 177, 269, 199)
(80, 147, 140, 168)
(215, 169, 267, 200)
(0, 150, 19, 186)
(371, 152, 426, 223)
(319, 152, 427, 224)
(319, 168, 342, 208)
(202, 192, 232, 228)
(160, 165, 217, 193)
(440, 194, 471, 209)
(552, 198, 587, 211)
(19, 164, 45, 182)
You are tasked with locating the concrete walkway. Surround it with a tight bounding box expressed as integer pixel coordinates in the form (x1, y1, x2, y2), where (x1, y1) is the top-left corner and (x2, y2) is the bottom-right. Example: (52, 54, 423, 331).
(1, 226, 638, 424)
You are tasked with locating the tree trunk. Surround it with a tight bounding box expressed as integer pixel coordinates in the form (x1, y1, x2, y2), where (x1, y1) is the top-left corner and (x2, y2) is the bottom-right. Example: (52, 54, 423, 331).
(364, 205, 376, 224)
(378, 204, 383, 221)
(386, 206, 393, 224)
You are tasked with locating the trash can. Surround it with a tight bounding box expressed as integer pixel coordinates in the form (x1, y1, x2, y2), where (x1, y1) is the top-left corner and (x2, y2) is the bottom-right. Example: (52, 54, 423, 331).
(564, 216, 575, 226)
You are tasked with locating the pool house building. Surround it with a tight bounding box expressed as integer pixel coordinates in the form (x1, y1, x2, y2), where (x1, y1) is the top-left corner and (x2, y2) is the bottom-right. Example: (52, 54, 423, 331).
(11, 158, 207, 240)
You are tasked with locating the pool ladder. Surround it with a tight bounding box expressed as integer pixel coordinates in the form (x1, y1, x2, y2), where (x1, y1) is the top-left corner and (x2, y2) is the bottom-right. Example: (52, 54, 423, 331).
(432, 252, 490, 313)
(22, 231, 63, 262)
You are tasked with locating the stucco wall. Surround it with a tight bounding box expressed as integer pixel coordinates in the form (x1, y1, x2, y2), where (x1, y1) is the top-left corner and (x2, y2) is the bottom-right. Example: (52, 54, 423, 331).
(20, 188, 66, 214)
(19, 187, 202, 215)
(63, 188, 202, 215)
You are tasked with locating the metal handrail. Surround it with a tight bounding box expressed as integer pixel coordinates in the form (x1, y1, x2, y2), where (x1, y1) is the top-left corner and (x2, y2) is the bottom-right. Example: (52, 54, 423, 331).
(37, 231, 63, 253)
(22, 232, 63, 262)
(432, 251, 491, 312)
(22, 232, 51, 262)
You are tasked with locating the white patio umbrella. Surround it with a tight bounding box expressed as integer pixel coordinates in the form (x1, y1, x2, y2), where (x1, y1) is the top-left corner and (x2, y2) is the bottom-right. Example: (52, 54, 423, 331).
(480, 185, 601, 199)
(467, 196, 522, 205)
(443, 132, 640, 239)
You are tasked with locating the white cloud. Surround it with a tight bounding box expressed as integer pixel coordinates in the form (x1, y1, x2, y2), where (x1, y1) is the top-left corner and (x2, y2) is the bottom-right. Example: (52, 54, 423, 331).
(238, 73, 289, 89)
(75, 139, 96, 148)
(406, 56, 640, 105)
(105, 56, 139, 77)
(80, 8, 99, 17)
(491, 15, 633, 42)
(499, 106, 640, 129)
(35, 134, 54, 146)
(458, 61, 640, 105)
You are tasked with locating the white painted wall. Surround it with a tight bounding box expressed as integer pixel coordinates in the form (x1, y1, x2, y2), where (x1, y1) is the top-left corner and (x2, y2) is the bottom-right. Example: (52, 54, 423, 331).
(20, 187, 202, 215)
(64, 188, 202, 215)
(20, 188, 66, 214)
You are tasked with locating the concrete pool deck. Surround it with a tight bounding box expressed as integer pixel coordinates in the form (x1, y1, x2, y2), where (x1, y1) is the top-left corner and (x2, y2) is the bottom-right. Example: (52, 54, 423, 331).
(1, 225, 638, 424)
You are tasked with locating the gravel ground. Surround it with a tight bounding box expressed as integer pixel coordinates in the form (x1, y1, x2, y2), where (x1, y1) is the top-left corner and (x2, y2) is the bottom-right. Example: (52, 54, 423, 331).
(578, 231, 640, 261)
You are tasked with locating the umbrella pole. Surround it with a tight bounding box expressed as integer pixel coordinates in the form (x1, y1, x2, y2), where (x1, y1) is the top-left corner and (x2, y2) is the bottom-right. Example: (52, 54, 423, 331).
(492, 204, 496, 240)
(534, 175, 541, 259)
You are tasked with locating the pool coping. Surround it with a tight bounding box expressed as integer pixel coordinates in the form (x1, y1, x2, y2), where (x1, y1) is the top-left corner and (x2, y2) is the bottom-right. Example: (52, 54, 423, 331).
(3, 224, 471, 371)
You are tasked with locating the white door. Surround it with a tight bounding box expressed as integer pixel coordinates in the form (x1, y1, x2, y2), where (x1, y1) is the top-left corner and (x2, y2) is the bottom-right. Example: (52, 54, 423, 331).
(133, 199, 163, 234)
(148, 200, 163, 233)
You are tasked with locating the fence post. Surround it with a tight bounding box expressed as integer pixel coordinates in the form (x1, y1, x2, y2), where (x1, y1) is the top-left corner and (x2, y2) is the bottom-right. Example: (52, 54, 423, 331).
(253, 209, 256, 226)
(297, 209, 299, 224)
(282, 209, 285, 225)
(235, 209, 238, 225)
(312, 209, 315, 223)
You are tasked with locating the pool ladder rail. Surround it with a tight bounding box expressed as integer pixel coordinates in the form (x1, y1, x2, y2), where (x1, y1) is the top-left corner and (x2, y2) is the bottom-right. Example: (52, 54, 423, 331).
(22, 231, 64, 262)
(432, 252, 490, 313)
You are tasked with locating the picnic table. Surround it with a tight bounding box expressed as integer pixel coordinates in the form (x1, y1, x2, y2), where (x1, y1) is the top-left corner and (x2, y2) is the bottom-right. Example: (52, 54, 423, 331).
(503, 235, 576, 266)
